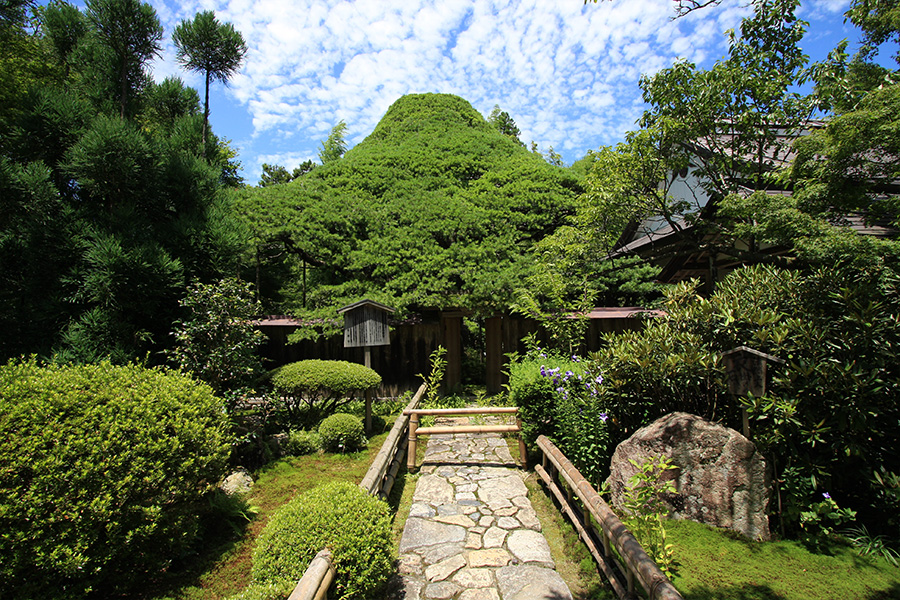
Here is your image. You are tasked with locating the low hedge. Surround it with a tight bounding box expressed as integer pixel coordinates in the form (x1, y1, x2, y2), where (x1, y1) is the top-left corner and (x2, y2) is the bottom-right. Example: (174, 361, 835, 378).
(318, 413, 366, 452)
(0, 358, 231, 599)
(251, 481, 393, 600)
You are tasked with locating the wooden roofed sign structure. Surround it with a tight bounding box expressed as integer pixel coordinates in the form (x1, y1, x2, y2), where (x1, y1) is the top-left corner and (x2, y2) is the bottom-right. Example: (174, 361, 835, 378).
(338, 299, 394, 348)
(338, 299, 395, 433)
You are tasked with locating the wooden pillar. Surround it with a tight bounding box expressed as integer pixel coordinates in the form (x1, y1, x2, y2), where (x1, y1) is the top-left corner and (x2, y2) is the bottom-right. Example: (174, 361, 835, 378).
(485, 316, 503, 395)
(407, 413, 419, 469)
(364, 347, 372, 434)
(441, 312, 462, 392)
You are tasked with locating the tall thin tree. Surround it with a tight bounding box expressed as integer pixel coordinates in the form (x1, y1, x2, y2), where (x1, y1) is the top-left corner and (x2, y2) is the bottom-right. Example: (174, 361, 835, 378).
(173, 10, 247, 157)
(85, 0, 162, 118)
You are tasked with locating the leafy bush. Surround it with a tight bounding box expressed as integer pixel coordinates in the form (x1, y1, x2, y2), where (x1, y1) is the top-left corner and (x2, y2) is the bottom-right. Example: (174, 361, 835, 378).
(225, 581, 294, 600)
(591, 263, 900, 540)
(509, 351, 611, 485)
(0, 359, 231, 599)
(270, 360, 381, 427)
(318, 413, 366, 453)
(251, 481, 393, 600)
(284, 429, 323, 456)
(619, 455, 677, 576)
(168, 277, 266, 395)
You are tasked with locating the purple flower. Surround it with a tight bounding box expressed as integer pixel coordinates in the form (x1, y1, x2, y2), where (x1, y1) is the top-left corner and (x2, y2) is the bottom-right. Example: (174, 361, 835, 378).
(572, 355, 581, 362)
(599, 412, 609, 423)
(595, 375, 603, 385)
(823, 492, 831, 500)
(540, 365, 547, 377)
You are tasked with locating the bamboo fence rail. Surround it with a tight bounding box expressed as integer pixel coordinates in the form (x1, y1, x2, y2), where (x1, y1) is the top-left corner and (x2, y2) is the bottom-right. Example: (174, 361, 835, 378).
(359, 384, 426, 498)
(285, 384, 426, 600)
(402, 406, 527, 469)
(286, 549, 335, 600)
(535, 435, 683, 600)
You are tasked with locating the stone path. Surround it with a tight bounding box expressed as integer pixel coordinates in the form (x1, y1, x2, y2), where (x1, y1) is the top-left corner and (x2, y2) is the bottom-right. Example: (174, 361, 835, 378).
(397, 416, 573, 600)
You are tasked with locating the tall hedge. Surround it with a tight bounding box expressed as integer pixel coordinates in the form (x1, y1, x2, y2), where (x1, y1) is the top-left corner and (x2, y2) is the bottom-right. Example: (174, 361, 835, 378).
(0, 359, 232, 599)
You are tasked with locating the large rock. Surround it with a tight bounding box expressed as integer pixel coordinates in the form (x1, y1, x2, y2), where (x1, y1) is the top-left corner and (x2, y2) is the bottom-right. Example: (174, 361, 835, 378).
(606, 412, 770, 540)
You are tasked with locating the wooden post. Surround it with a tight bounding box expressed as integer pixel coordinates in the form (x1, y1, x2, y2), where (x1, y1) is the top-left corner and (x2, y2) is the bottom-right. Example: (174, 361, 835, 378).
(364, 347, 372, 435)
(441, 312, 463, 392)
(486, 316, 503, 394)
(407, 413, 419, 470)
(517, 417, 527, 469)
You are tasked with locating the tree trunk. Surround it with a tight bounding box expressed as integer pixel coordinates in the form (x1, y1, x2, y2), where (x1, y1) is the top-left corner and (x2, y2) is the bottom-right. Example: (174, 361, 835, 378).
(202, 70, 210, 159)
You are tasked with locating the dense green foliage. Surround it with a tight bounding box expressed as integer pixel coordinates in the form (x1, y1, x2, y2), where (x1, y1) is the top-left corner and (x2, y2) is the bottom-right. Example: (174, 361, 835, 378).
(0, 359, 231, 599)
(168, 277, 266, 394)
(251, 481, 393, 600)
(269, 359, 381, 426)
(284, 429, 323, 456)
(318, 412, 366, 452)
(509, 351, 611, 486)
(556, 263, 898, 540)
(0, 1, 244, 363)
(235, 93, 583, 336)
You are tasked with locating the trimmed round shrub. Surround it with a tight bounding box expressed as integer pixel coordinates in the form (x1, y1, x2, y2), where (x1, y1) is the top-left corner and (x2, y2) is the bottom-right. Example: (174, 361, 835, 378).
(284, 429, 323, 456)
(318, 413, 366, 452)
(251, 481, 393, 600)
(0, 359, 231, 599)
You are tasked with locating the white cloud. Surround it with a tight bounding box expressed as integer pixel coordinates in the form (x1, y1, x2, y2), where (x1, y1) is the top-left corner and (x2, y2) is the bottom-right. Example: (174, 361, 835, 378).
(132, 0, 849, 180)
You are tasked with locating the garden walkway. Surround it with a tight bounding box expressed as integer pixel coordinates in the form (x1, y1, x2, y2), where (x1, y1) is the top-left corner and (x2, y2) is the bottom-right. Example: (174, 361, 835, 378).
(396, 415, 573, 600)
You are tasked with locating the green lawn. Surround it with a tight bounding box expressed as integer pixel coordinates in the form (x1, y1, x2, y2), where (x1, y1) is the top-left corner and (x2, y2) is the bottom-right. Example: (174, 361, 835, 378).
(668, 519, 900, 600)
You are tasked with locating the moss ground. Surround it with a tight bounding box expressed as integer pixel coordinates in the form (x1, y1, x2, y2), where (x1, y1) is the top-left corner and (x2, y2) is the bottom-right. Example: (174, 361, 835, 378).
(145, 429, 392, 600)
(524, 474, 900, 600)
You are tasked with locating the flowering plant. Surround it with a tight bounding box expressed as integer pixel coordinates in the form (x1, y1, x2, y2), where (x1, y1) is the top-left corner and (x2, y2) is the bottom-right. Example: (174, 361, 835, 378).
(532, 354, 612, 486)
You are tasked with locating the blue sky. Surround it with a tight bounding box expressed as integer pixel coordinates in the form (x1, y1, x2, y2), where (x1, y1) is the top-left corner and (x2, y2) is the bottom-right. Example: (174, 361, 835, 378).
(102, 0, 862, 183)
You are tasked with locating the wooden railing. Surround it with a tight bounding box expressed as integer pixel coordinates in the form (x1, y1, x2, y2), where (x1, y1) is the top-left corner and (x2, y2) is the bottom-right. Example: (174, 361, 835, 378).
(403, 406, 527, 469)
(360, 384, 426, 498)
(286, 549, 335, 600)
(535, 435, 683, 600)
(285, 384, 426, 600)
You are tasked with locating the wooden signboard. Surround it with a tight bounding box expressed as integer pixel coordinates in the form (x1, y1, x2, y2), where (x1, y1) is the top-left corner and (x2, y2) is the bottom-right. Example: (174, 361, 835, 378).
(338, 299, 394, 348)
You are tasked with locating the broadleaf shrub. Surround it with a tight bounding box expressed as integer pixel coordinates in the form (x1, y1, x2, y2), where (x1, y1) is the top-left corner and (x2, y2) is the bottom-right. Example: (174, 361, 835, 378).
(284, 429, 323, 456)
(592, 263, 900, 539)
(251, 481, 393, 600)
(0, 359, 231, 599)
(318, 413, 366, 453)
(270, 360, 381, 427)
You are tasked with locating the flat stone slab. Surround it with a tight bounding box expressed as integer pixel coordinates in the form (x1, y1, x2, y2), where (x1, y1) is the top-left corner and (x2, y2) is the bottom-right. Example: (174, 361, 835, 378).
(426, 554, 466, 582)
(400, 518, 466, 553)
(467, 548, 512, 568)
(477, 475, 528, 505)
(414, 474, 455, 505)
(507, 529, 554, 568)
(496, 565, 573, 600)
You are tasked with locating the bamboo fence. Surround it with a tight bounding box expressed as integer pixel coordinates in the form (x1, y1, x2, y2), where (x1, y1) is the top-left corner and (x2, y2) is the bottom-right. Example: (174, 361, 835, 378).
(402, 406, 527, 469)
(535, 435, 683, 600)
